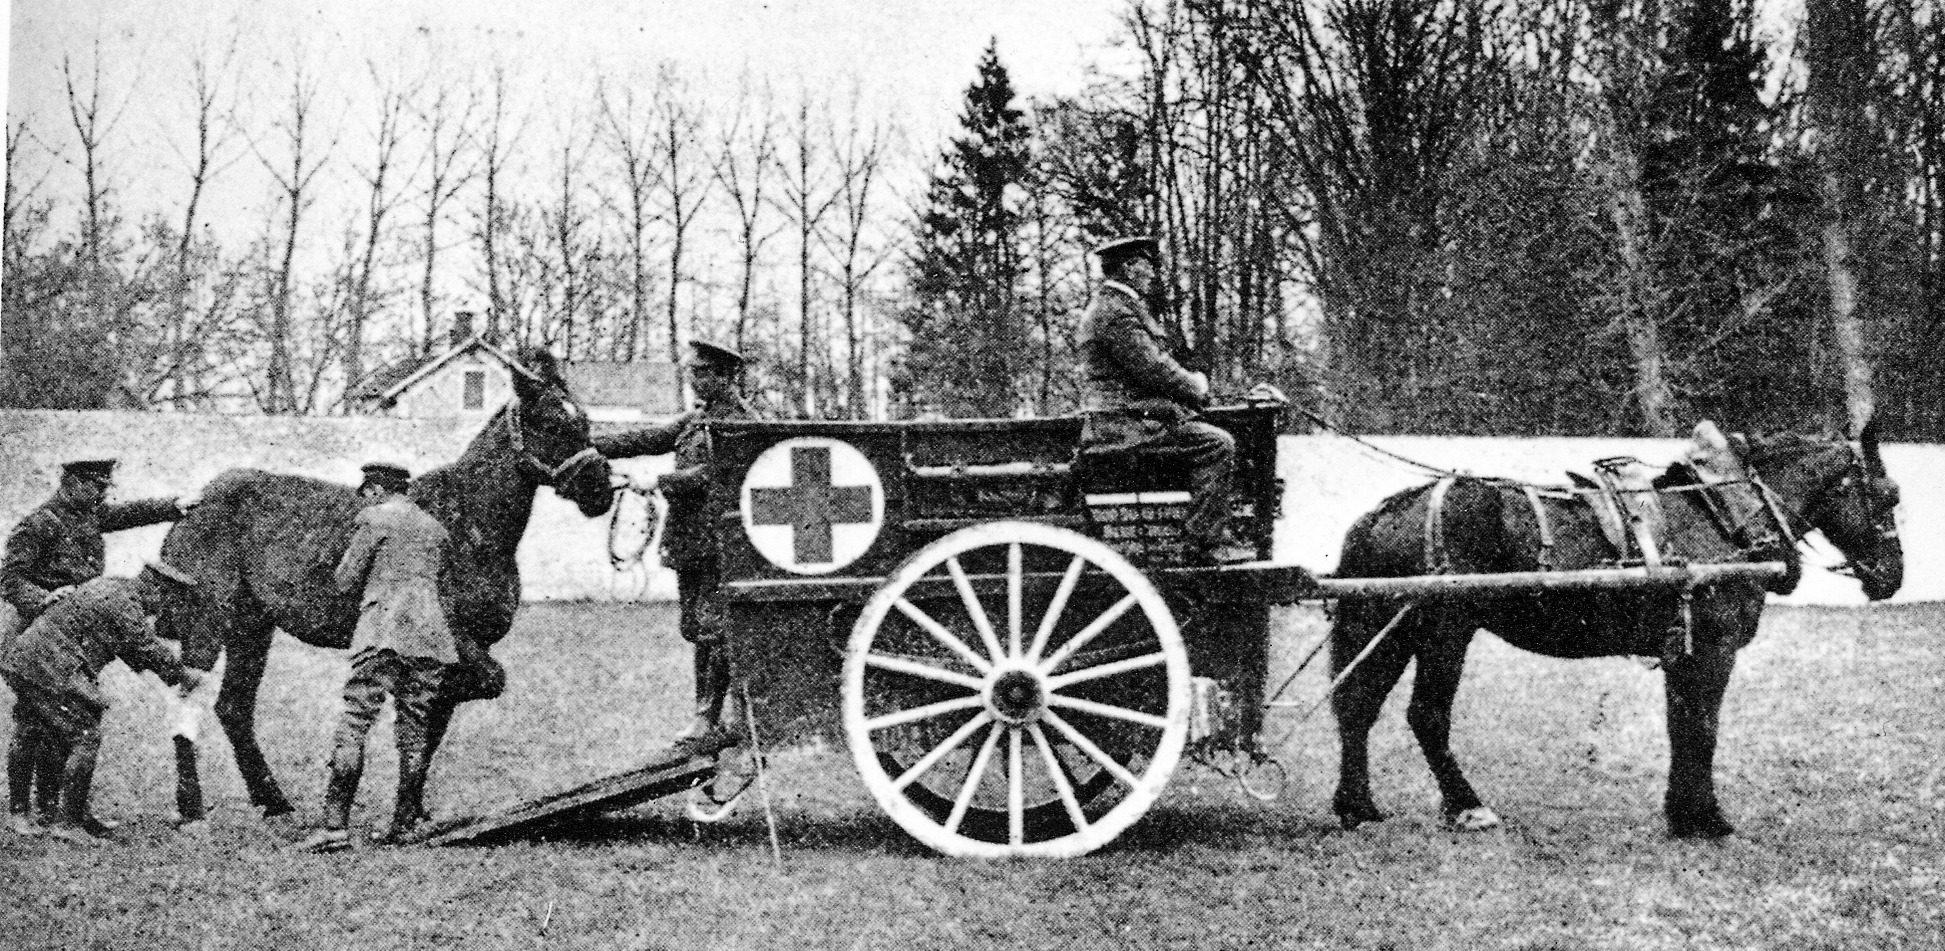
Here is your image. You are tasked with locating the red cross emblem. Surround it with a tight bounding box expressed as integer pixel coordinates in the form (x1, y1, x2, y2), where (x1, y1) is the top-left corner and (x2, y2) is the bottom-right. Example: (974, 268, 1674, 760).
(740, 437, 883, 574)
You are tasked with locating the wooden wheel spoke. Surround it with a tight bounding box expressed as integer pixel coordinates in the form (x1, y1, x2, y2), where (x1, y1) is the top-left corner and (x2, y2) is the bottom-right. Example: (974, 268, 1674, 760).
(1026, 554, 1086, 665)
(945, 556, 1007, 664)
(1007, 543, 1023, 661)
(865, 694, 985, 733)
(945, 723, 1005, 836)
(864, 651, 986, 691)
(893, 598, 993, 675)
(1046, 694, 1171, 731)
(847, 521, 1187, 857)
(1043, 710, 1141, 789)
(1046, 651, 1168, 691)
(1008, 728, 1025, 847)
(1029, 723, 1089, 835)
(893, 712, 994, 791)
(1040, 593, 1139, 674)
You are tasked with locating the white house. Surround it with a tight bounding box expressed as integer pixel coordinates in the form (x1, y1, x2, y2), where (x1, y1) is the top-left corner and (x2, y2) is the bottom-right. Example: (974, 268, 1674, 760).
(348, 315, 681, 424)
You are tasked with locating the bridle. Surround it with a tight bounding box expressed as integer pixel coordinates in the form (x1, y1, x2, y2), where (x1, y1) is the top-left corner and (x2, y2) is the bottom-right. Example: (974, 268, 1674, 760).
(1743, 439, 1896, 581)
(502, 397, 603, 487)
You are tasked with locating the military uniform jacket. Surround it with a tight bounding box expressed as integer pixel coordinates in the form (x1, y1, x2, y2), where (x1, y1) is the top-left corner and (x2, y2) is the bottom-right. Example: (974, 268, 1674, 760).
(596, 398, 754, 571)
(1, 493, 181, 624)
(1079, 281, 1209, 453)
(334, 497, 459, 665)
(0, 576, 187, 714)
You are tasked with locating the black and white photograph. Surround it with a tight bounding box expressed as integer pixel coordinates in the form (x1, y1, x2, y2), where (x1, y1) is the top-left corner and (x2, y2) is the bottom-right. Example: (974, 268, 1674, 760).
(1, 0, 1940, 947)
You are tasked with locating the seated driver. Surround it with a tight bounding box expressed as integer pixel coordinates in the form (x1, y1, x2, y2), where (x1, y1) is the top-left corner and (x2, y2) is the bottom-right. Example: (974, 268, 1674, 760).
(1079, 235, 1254, 565)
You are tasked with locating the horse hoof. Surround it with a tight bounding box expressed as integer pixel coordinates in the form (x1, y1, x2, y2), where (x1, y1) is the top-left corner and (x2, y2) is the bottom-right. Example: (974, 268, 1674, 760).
(259, 801, 296, 820)
(1445, 806, 1502, 832)
(1334, 803, 1386, 831)
(1669, 814, 1736, 839)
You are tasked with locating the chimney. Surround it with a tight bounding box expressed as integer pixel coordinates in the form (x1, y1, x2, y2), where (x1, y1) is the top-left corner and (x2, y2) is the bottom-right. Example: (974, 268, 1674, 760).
(450, 311, 475, 349)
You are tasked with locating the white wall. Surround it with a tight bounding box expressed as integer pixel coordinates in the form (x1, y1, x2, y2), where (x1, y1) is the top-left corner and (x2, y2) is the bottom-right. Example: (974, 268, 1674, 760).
(1, 410, 1933, 605)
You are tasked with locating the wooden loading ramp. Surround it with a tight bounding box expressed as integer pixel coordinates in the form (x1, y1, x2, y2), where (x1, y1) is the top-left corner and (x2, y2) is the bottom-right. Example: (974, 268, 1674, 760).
(425, 751, 717, 846)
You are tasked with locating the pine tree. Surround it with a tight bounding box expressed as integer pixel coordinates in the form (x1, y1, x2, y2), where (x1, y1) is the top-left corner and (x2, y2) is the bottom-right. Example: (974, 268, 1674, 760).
(897, 42, 1033, 418)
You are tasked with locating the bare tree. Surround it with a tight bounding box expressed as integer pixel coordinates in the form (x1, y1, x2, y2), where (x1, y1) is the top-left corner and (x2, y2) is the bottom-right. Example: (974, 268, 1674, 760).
(821, 95, 896, 418)
(60, 44, 132, 269)
(598, 76, 663, 361)
(650, 65, 713, 366)
(248, 58, 335, 414)
(336, 64, 414, 407)
(151, 42, 249, 408)
(539, 110, 600, 358)
(411, 72, 478, 355)
(473, 64, 525, 341)
(1588, 1, 1678, 436)
(776, 87, 842, 416)
(715, 77, 782, 370)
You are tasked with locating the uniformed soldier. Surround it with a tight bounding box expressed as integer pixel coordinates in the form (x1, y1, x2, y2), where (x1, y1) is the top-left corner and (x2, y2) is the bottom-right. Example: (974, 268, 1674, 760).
(0, 561, 204, 844)
(296, 462, 459, 853)
(1079, 236, 1250, 565)
(596, 340, 754, 759)
(2, 458, 189, 835)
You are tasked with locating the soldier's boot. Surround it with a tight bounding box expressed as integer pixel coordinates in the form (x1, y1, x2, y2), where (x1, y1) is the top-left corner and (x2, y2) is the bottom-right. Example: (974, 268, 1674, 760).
(173, 736, 206, 827)
(7, 731, 40, 835)
(671, 647, 740, 759)
(294, 765, 360, 854)
(48, 736, 110, 845)
(375, 745, 431, 845)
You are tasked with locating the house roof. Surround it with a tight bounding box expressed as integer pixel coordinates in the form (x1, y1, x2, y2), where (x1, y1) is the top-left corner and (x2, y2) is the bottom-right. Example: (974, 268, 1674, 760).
(348, 334, 524, 405)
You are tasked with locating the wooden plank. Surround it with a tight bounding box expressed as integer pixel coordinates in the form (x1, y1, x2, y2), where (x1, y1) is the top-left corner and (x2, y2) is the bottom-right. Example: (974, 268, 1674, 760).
(424, 752, 717, 846)
(1312, 562, 1788, 600)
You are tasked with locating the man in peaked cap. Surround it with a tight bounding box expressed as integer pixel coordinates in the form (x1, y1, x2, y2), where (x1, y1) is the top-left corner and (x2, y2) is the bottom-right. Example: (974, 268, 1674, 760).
(295, 459, 459, 853)
(0, 561, 204, 843)
(2, 459, 191, 836)
(1079, 236, 1250, 566)
(595, 339, 756, 760)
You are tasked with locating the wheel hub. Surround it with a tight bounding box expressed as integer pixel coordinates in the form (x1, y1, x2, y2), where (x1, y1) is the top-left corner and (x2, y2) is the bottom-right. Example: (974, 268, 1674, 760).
(987, 669, 1045, 725)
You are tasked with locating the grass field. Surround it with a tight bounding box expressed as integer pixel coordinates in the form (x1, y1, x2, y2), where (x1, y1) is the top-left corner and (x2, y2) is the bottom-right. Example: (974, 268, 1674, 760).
(3, 600, 1940, 950)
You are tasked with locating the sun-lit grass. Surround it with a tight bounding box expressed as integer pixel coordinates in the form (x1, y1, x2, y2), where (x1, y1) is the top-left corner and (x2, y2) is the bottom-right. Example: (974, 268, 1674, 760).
(3, 601, 1940, 950)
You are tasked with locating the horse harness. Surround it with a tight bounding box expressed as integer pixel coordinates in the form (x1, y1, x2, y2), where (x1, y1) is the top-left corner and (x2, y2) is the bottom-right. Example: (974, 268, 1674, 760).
(504, 398, 603, 488)
(1418, 447, 1801, 665)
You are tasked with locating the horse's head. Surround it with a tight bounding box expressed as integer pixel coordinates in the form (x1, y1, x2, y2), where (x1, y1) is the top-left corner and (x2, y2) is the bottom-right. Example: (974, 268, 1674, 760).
(1744, 418, 1903, 601)
(507, 348, 616, 518)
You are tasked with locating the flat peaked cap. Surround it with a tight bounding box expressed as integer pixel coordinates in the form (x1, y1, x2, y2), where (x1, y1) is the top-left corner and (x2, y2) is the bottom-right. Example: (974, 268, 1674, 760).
(145, 559, 197, 588)
(360, 461, 412, 481)
(689, 340, 746, 370)
(1094, 235, 1160, 268)
(62, 459, 117, 480)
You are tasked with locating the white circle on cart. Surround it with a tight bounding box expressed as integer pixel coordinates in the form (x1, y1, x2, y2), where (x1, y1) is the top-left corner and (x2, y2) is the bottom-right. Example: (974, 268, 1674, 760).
(740, 436, 884, 575)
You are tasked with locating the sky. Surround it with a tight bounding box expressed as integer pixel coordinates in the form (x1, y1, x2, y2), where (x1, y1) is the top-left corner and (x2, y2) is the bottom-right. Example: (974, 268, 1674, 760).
(4, 0, 1134, 187)
(2, 0, 1138, 314)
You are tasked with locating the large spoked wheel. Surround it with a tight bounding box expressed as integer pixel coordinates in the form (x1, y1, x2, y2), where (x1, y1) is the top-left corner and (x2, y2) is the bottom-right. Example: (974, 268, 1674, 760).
(844, 521, 1190, 858)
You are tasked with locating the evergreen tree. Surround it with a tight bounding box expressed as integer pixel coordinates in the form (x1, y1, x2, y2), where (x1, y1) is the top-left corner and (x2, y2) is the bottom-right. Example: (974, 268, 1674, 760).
(1639, 0, 1820, 430)
(897, 42, 1033, 418)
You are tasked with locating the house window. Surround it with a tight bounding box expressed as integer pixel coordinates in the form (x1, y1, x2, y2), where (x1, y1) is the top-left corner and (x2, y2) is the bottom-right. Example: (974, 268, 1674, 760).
(463, 370, 486, 410)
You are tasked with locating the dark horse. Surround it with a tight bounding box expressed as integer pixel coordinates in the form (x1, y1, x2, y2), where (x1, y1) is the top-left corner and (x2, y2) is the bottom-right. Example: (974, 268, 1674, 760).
(1329, 420, 1902, 838)
(158, 350, 616, 818)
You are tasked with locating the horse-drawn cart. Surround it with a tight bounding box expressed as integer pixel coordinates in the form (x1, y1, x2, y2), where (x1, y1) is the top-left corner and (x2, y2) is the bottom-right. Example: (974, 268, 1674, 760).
(432, 404, 1799, 857)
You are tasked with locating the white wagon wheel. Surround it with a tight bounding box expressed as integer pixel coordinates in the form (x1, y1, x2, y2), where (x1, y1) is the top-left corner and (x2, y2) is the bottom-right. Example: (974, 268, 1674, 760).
(843, 521, 1190, 858)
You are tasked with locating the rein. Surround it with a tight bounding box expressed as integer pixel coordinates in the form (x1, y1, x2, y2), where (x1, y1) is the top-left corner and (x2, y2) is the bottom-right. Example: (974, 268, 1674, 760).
(503, 399, 602, 487)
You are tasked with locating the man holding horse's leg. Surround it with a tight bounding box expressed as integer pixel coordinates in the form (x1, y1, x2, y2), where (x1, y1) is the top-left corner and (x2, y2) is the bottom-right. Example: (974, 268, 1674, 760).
(296, 462, 458, 854)
(0, 562, 204, 844)
(2, 458, 191, 836)
(595, 340, 754, 760)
